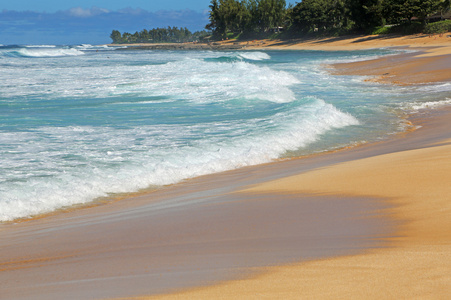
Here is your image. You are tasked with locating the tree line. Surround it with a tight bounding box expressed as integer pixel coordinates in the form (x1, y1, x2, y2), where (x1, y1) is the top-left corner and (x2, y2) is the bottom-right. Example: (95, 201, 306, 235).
(110, 0, 450, 43)
(206, 0, 287, 38)
(207, 0, 451, 38)
(110, 27, 208, 44)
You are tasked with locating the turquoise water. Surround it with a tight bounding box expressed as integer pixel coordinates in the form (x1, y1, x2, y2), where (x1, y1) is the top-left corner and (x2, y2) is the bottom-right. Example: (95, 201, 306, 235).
(0, 44, 450, 221)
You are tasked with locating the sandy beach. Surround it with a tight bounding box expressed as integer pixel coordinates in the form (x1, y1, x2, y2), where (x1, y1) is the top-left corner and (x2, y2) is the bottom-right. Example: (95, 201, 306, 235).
(121, 34, 451, 85)
(137, 36, 451, 299)
(1, 34, 451, 299)
(245, 33, 451, 85)
(141, 109, 451, 300)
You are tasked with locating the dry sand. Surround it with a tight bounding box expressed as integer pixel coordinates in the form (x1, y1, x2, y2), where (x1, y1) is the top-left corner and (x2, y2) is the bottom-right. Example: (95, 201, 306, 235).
(242, 33, 451, 51)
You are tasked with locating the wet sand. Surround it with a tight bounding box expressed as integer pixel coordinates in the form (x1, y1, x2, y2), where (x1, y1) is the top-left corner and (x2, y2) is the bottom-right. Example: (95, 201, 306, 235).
(143, 107, 451, 299)
(0, 191, 389, 299)
(2, 107, 450, 299)
(0, 115, 398, 298)
(128, 36, 451, 299)
(330, 49, 451, 85)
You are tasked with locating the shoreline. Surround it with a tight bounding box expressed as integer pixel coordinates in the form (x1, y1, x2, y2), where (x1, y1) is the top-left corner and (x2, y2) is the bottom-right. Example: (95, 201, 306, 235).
(112, 33, 451, 86)
(130, 36, 451, 298)
(109, 33, 451, 52)
(330, 49, 451, 85)
(142, 106, 451, 299)
(1, 36, 450, 299)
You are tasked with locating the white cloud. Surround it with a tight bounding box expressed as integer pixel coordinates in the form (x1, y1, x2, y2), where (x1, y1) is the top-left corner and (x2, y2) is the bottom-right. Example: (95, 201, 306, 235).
(68, 7, 110, 18)
(118, 7, 146, 15)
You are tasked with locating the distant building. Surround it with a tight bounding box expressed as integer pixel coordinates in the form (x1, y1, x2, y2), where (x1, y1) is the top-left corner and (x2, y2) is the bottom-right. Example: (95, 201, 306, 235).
(428, 11, 451, 22)
(270, 27, 284, 33)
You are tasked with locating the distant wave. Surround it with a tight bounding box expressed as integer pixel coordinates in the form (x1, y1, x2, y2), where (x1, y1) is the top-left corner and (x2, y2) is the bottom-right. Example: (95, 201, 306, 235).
(25, 45, 57, 48)
(4, 47, 85, 58)
(204, 51, 271, 63)
(74, 44, 124, 51)
(0, 45, 22, 49)
(238, 51, 271, 61)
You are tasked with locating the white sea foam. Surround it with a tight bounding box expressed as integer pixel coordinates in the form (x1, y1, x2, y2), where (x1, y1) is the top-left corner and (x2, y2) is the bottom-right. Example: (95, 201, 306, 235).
(75, 44, 117, 51)
(0, 48, 437, 222)
(0, 97, 357, 221)
(0, 52, 296, 101)
(320, 49, 400, 66)
(76, 44, 94, 49)
(416, 82, 451, 92)
(15, 47, 85, 57)
(154, 59, 300, 104)
(238, 51, 271, 60)
(405, 98, 451, 111)
(25, 45, 57, 48)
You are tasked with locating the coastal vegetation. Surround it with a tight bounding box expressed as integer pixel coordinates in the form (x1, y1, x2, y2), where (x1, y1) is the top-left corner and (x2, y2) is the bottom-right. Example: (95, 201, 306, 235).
(205, 0, 450, 37)
(423, 19, 451, 33)
(110, 27, 209, 44)
(110, 0, 451, 43)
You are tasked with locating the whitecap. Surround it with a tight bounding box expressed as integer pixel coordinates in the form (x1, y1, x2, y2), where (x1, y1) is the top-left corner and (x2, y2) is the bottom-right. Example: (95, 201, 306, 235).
(15, 48, 85, 57)
(238, 51, 271, 61)
(25, 45, 57, 48)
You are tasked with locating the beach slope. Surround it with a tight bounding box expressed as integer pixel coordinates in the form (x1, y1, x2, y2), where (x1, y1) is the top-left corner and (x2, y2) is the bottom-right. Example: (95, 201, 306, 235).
(140, 111, 451, 300)
(136, 36, 451, 299)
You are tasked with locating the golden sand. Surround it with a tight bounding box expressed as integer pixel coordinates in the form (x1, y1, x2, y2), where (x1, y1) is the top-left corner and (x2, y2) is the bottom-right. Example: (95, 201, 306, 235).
(140, 141, 451, 300)
(243, 33, 451, 51)
(131, 35, 451, 300)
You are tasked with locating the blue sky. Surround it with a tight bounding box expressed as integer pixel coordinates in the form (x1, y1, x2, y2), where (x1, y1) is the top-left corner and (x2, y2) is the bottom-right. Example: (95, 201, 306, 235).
(0, 1, 214, 45)
(0, 0, 211, 13)
(1, 1, 296, 45)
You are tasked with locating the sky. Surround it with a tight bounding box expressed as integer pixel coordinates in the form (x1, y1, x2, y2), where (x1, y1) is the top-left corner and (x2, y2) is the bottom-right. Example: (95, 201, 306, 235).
(0, 0, 211, 13)
(1, 1, 297, 45)
(0, 1, 215, 45)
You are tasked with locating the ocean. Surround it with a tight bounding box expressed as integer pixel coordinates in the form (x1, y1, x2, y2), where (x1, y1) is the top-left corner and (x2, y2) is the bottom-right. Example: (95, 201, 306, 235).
(1, 44, 450, 222)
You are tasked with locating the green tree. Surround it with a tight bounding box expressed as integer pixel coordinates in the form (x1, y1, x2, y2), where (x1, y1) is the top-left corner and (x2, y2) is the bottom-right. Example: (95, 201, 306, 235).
(389, 0, 443, 24)
(140, 29, 150, 42)
(292, 0, 334, 32)
(347, 0, 386, 30)
(206, 0, 287, 38)
(110, 30, 122, 43)
(442, 0, 451, 12)
(331, 0, 352, 29)
(257, 0, 287, 32)
(110, 27, 204, 44)
(122, 32, 131, 43)
(206, 0, 227, 38)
